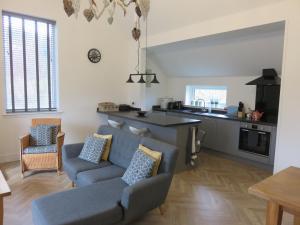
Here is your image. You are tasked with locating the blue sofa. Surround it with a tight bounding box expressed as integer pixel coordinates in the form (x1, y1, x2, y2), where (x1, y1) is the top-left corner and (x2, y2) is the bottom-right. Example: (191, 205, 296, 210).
(32, 126, 178, 225)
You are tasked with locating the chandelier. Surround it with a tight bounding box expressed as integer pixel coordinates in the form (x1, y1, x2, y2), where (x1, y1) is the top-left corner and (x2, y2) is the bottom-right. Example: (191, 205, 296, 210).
(63, 0, 158, 84)
(63, 0, 149, 41)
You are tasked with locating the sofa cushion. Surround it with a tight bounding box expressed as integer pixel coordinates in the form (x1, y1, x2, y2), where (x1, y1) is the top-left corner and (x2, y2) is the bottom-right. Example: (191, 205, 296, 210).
(64, 158, 111, 181)
(76, 165, 125, 187)
(32, 178, 128, 225)
(139, 144, 162, 176)
(93, 134, 113, 161)
(79, 136, 107, 164)
(97, 126, 141, 169)
(30, 125, 53, 146)
(23, 145, 57, 154)
(141, 137, 178, 174)
(122, 149, 155, 186)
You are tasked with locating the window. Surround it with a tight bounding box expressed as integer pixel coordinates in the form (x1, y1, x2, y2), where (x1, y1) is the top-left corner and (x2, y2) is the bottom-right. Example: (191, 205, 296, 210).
(2, 11, 57, 113)
(185, 85, 227, 109)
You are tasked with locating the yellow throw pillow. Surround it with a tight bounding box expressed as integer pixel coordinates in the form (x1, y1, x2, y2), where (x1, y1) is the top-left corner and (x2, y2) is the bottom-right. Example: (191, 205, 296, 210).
(139, 144, 162, 176)
(94, 133, 113, 161)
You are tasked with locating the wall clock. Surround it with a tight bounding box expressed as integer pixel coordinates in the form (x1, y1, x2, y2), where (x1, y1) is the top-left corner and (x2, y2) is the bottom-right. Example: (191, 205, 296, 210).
(88, 48, 101, 63)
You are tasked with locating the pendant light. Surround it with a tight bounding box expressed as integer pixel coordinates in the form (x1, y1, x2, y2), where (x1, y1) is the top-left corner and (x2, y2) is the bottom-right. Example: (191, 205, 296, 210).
(137, 75, 146, 83)
(127, 18, 159, 84)
(151, 75, 159, 84)
(126, 75, 134, 83)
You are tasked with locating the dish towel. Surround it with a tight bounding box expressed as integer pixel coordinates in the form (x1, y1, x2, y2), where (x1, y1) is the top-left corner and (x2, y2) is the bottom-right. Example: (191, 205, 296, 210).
(186, 126, 206, 166)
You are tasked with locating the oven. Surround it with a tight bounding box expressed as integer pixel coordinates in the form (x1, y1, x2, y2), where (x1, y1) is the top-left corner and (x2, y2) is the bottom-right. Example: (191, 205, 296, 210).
(239, 123, 272, 157)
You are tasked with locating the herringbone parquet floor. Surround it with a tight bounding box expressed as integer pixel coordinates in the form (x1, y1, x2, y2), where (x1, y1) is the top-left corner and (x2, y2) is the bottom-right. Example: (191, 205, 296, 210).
(0, 152, 294, 225)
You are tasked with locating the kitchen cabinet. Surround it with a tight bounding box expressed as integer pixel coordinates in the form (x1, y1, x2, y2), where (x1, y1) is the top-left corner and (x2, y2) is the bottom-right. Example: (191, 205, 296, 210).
(164, 110, 276, 166)
(214, 119, 240, 154)
(198, 116, 218, 150)
(166, 111, 239, 152)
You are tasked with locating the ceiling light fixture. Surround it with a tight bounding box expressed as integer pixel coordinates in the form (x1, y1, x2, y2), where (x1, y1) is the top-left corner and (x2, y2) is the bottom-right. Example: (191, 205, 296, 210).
(63, 0, 150, 41)
(126, 18, 159, 84)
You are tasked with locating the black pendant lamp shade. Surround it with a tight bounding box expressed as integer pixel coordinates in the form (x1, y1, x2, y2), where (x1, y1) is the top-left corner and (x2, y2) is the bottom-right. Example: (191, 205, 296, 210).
(126, 75, 134, 83)
(137, 75, 146, 83)
(127, 73, 159, 84)
(151, 75, 159, 84)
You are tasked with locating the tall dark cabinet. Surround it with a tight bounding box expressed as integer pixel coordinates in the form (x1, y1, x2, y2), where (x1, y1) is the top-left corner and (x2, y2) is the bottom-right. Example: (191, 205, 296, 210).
(246, 69, 281, 123)
(255, 85, 280, 123)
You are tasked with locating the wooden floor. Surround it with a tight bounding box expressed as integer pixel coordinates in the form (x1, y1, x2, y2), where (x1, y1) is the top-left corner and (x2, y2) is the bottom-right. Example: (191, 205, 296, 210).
(0, 152, 294, 225)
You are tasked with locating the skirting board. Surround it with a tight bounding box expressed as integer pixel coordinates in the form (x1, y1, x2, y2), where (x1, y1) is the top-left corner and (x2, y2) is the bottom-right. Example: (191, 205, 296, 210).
(0, 153, 19, 163)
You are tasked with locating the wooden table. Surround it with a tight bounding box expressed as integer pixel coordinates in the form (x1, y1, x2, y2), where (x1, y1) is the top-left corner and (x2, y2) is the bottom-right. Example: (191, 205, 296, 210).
(0, 171, 11, 225)
(249, 167, 300, 225)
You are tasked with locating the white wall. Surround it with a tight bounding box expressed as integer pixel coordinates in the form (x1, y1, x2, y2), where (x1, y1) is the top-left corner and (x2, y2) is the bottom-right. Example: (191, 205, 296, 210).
(0, 0, 136, 162)
(147, 0, 300, 173)
(167, 76, 257, 110)
(142, 57, 168, 111)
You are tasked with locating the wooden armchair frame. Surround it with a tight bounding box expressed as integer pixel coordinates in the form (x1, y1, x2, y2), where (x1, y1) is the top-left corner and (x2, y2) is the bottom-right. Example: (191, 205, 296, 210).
(20, 118, 65, 177)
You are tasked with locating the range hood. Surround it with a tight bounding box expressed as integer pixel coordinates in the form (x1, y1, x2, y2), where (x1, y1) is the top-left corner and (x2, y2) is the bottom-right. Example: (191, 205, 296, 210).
(246, 68, 281, 86)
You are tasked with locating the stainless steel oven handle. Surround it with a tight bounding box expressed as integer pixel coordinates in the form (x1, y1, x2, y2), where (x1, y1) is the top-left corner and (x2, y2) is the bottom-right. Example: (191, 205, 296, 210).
(241, 129, 249, 132)
(258, 131, 267, 135)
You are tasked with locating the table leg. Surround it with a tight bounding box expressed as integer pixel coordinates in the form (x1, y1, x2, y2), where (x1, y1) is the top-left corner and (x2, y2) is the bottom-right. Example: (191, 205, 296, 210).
(266, 201, 283, 225)
(294, 216, 300, 225)
(0, 197, 3, 225)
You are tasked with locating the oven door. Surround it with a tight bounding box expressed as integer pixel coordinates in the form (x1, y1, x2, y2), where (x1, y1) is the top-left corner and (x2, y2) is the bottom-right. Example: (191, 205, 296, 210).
(239, 128, 271, 156)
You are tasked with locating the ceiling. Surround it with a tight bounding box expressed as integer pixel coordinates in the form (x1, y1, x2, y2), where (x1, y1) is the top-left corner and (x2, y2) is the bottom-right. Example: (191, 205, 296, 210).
(147, 22, 285, 77)
(148, 0, 284, 35)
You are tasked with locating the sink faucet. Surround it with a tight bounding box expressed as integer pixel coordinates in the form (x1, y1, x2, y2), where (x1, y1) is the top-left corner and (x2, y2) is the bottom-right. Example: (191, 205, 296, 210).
(197, 99, 206, 110)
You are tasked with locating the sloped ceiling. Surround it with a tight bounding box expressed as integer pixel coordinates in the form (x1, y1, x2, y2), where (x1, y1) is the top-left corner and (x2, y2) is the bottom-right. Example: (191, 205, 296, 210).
(148, 0, 284, 35)
(148, 22, 285, 77)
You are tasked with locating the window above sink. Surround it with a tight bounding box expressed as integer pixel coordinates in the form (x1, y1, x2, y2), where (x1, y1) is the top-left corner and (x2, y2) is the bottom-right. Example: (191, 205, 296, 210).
(185, 85, 227, 109)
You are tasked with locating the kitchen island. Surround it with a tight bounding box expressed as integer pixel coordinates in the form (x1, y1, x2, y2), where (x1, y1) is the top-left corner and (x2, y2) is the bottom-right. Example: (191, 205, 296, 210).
(98, 111, 202, 172)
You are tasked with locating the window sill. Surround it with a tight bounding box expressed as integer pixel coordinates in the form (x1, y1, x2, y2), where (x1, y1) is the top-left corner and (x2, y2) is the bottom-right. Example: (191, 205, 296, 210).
(2, 111, 64, 117)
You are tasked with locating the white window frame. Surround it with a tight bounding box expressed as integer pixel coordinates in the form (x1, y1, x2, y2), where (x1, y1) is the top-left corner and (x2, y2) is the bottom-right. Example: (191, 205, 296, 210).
(185, 85, 228, 109)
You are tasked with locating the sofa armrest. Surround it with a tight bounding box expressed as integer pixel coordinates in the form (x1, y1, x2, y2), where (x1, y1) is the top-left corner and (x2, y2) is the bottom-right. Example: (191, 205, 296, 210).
(121, 173, 172, 219)
(62, 143, 84, 160)
(19, 134, 30, 152)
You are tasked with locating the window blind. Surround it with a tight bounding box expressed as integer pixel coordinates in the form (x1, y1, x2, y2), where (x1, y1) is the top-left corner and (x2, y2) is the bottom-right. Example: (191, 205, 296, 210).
(2, 11, 57, 113)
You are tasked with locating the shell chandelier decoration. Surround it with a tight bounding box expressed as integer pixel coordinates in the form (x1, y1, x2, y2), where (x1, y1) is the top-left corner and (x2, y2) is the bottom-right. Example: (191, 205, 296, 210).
(63, 0, 150, 41)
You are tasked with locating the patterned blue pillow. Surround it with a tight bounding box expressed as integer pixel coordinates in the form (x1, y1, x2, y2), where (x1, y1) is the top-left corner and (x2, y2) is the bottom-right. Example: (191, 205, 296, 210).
(30, 125, 52, 146)
(79, 136, 107, 164)
(50, 125, 59, 144)
(122, 149, 155, 186)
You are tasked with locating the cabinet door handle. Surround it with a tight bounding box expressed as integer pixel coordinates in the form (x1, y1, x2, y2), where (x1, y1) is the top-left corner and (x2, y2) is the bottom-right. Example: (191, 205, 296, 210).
(258, 132, 266, 135)
(241, 129, 249, 132)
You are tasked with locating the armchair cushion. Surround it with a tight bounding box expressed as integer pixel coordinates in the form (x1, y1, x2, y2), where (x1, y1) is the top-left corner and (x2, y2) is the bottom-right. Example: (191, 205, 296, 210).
(51, 126, 59, 144)
(122, 150, 155, 186)
(79, 136, 107, 164)
(30, 125, 53, 146)
(23, 145, 57, 154)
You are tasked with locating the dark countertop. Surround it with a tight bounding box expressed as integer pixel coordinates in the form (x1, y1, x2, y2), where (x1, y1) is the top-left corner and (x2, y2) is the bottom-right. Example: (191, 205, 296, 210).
(154, 108, 277, 127)
(98, 111, 202, 127)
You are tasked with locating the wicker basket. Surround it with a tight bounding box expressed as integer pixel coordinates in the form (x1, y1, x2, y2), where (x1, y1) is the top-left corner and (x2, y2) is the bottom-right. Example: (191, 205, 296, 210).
(98, 102, 119, 112)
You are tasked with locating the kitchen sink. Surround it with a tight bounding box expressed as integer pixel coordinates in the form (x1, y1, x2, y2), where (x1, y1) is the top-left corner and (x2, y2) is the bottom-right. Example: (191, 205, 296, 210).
(184, 109, 209, 113)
